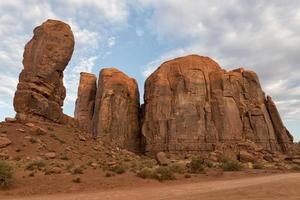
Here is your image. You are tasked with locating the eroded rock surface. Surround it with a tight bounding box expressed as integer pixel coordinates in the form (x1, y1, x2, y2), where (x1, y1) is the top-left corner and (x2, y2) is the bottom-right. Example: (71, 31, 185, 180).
(142, 55, 293, 154)
(74, 72, 97, 131)
(92, 68, 141, 152)
(13, 19, 74, 123)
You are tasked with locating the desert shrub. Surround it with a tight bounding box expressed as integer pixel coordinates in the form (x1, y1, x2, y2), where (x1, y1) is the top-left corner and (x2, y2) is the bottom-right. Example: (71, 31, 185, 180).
(137, 167, 154, 179)
(60, 155, 69, 161)
(50, 134, 65, 144)
(152, 166, 175, 181)
(71, 166, 84, 174)
(47, 127, 54, 131)
(29, 137, 38, 144)
(253, 163, 265, 169)
(110, 165, 126, 174)
(168, 163, 186, 174)
(291, 165, 300, 171)
(0, 161, 14, 188)
(184, 174, 191, 178)
(26, 160, 46, 171)
(219, 156, 231, 163)
(72, 177, 81, 183)
(136, 159, 157, 170)
(105, 172, 114, 177)
(137, 166, 175, 182)
(221, 160, 243, 171)
(137, 166, 175, 181)
(189, 157, 205, 173)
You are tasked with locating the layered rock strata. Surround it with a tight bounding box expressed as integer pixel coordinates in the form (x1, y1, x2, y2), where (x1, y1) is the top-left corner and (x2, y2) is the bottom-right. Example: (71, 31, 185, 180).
(13, 19, 74, 123)
(74, 72, 97, 131)
(142, 55, 293, 154)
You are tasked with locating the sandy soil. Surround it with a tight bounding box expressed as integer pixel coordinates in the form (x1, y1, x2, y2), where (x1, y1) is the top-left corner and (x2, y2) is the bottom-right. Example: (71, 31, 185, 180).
(4, 173, 300, 200)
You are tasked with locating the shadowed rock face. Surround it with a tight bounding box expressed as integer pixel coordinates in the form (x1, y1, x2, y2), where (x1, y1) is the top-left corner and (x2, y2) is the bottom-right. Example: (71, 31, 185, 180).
(142, 55, 293, 154)
(92, 68, 141, 152)
(13, 19, 74, 123)
(74, 72, 97, 131)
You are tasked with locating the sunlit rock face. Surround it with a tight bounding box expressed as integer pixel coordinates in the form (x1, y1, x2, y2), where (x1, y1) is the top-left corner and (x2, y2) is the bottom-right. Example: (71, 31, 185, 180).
(74, 72, 97, 131)
(142, 55, 293, 154)
(13, 19, 75, 124)
(92, 68, 141, 152)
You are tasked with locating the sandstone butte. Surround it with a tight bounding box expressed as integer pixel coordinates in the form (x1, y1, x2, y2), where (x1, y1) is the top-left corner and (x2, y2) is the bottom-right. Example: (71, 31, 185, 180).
(13, 19, 75, 125)
(12, 19, 294, 157)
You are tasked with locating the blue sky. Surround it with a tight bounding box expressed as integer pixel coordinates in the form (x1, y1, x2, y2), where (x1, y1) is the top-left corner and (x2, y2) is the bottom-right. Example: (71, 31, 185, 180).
(0, 0, 299, 141)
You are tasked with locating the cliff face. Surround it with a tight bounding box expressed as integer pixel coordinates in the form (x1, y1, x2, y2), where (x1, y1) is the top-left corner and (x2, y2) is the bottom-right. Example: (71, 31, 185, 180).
(74, 72, 97, 131)
(92, 68, 141, 152)
(142, 55, 293, 154)
(13, 19, 74, 124)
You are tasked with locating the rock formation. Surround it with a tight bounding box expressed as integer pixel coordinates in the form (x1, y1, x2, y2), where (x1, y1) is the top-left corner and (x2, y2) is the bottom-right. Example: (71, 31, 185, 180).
(13, 19, 74, 123)
(12, 17, 294, 156)
(92, 68, 141, 152)
(142, 55, 293, 154)
(74, 72, 97, 131)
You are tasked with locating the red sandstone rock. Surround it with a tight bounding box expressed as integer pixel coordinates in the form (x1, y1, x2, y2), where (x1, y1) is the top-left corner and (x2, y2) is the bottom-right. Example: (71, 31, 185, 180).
(74, 72, 97, 131)
(13, 19, 74, 123)
(92, 68, 141, 152)
(142, 55, 293, 154)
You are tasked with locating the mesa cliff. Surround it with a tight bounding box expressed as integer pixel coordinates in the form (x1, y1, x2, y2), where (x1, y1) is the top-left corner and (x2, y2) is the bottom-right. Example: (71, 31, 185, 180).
(12, 19, 294, 158)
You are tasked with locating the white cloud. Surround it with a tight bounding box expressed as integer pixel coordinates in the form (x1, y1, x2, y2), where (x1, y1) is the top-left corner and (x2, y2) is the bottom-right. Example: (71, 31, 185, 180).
(141, 0, 300, 123)
(107, 36, 116, 48)
(0, 0, 131, 118)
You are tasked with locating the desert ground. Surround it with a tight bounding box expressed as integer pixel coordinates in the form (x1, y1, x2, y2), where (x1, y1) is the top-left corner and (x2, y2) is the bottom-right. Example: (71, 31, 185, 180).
(1, 173, 299, 200)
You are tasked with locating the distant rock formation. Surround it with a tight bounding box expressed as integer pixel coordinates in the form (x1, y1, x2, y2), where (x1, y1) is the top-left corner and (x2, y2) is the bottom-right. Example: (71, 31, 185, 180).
(13, 19, 74, 124)
(91, 68, 141, 152)
(74, 72, 97, 131)
(142, 55, 293, 154)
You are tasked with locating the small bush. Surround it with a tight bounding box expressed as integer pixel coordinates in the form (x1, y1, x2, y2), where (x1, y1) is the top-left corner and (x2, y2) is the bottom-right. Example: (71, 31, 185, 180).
(221, 160, 243, 171)
(51, 134, 66, 144)
(291, 165, 300, 171)
(110, 165, 126, 174)
(137, 167, 154, 179)
(253, 163, 265, 169)
(72, 177, 81, 183)
(29, 137, 38, 144)
(0, 161, 14, 188)
(205, 161, 214, 168)
(26, 160, 46, 171)
(60, 155, 69, 161)
(105, 172, 114, 177)
(71, 166, 84, 175)
(153, 166, 175, 181)
(137, 166, 175, 182)
(168, 163, 186, 174)
(184, 174, 191, 178)
(190, 157, 205, 173)
(47, 127, 54, 131)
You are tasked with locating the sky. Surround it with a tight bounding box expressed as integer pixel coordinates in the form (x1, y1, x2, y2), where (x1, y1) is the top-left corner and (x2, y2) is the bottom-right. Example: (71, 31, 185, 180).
(0, 0, 299, 141)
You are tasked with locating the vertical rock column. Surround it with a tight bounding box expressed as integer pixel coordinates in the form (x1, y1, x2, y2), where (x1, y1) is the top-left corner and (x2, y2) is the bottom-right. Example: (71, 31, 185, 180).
(74, 72, 97, 131)
(13, 19, 74, 123)
(92, 68, 141, 152)
(266, 96, 293, 153)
